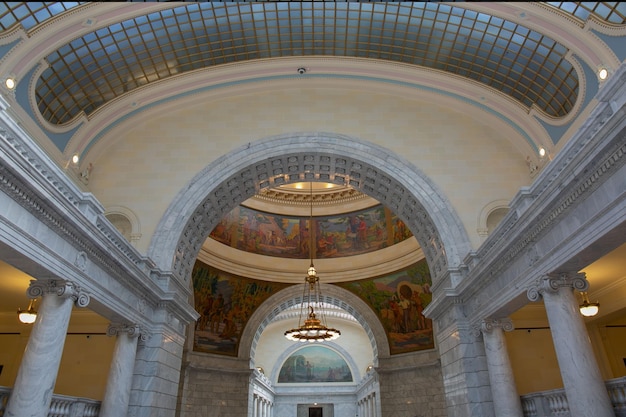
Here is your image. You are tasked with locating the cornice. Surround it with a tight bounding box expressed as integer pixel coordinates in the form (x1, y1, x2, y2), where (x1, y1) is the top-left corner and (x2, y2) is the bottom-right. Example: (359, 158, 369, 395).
(0, 96, 197, 325)
(198, 237, 423, 284)
(448, 74, 626, 323)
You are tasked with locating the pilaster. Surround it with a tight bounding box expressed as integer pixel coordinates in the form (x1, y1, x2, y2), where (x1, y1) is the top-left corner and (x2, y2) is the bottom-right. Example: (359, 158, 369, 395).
(432, 301, 493, 417)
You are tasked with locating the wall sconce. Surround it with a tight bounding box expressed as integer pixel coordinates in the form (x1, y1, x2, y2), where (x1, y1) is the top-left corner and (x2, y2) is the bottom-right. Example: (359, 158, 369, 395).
(17, 299, 38, 324)
(579, 292, 599, 317)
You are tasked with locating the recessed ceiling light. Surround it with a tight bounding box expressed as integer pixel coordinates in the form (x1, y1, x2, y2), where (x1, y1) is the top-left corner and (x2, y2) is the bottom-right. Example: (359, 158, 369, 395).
(72, 154, 80, 164)
(5, 77, 16, 90)
(539, 147, 546, 158)
(598, 67, 608, 80)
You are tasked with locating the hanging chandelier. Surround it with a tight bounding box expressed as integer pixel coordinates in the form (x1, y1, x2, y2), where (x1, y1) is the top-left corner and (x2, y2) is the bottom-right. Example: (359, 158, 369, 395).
(284, 182, 341, 343)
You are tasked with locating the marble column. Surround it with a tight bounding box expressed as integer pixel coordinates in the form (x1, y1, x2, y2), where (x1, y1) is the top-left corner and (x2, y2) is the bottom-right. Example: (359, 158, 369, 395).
(5, 280, 90, 417)
(100, 323, 144, 417)
(527, 272, 615, 417)
(480, 318, 523, 417)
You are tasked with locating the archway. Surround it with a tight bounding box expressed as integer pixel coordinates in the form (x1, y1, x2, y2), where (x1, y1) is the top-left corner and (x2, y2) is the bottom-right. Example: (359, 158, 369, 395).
(148, 132, 471, 287)
(151, 131, 471, 417)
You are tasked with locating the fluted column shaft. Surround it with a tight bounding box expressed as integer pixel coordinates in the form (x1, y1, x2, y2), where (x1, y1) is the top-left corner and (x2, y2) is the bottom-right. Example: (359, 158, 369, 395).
(481, 319, 523, 417)
(100, 324, 143, 417)
(6, 280, 90, 417)
(527, 272, 615, 417)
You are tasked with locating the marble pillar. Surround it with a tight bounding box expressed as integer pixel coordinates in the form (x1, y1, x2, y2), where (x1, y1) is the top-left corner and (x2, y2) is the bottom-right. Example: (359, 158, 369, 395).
(480, 318, 523, 417)
(527, 272, 615, 417)
(5, 280, 90, 417)
(100, 323, 144, 417)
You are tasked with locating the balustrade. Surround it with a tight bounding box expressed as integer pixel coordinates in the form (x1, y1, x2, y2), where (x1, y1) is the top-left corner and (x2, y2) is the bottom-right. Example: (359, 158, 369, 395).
(0, 387, 100, 417)
(1, 377, 624, 417)
(520, 377, 626, 417)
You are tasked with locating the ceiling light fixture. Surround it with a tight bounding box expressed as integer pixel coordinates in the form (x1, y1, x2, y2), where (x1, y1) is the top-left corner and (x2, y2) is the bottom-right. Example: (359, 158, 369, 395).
(579, 292, 600, 317)
(598, 67, 609, 81)
(539, 147, 546, 158)
(17, 299, 38, 324)
(5, 77, 16, 90)
(285, 181, 341, 343)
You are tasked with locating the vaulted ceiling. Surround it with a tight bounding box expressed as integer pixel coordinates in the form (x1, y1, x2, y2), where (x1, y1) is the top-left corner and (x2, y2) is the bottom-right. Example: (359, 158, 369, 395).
(1, 2, 624, 165)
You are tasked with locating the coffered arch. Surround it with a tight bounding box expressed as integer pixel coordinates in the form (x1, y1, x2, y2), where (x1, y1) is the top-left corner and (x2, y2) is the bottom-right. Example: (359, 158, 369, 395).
(148, 132, 471, 287)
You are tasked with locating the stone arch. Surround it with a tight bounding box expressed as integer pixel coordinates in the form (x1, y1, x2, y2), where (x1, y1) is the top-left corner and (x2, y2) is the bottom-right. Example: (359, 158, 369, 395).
(148, 132, 471, 287)
(239, 283, 390, 362)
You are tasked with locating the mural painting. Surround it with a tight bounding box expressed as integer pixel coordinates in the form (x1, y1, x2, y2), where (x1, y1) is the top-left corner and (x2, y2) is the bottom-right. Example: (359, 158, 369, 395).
(192, 260, 291, 356)
(209, 204, 413, 259)
(277, 345, 353, 383)
(335, 259, 434, 354)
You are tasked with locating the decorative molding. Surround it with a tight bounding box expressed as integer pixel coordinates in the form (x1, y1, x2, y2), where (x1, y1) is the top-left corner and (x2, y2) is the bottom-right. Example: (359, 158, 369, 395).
(463, 108, 625, 293)
(27, 279, 91, 307)
(480, 318, 515, 334)
(0, 98, 198, 326)
(74, 251, 88, 271)
(255, 185, 369, 206)
(107, 323, 148, 341)
(161, 133, 467, 288)
(527, 272, 588, 302)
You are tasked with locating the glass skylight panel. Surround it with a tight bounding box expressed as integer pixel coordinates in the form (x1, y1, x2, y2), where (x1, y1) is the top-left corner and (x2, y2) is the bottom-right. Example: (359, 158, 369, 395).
(546, 2, 626, 24)
(35, 2, 578, 125)
(0, 2, 84, 32)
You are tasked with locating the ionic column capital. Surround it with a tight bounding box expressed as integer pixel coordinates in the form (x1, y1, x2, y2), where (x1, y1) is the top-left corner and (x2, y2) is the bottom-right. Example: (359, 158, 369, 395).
(527, 272, 588, 302)
(27, 279, 90, 307)
(481, 318, 514, 334)
(107, 323, 147, 341)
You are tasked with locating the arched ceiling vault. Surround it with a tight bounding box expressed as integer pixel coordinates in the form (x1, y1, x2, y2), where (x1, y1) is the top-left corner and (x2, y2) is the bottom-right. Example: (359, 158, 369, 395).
(148, 133, 471, 288)
(0, 2, 624, 167)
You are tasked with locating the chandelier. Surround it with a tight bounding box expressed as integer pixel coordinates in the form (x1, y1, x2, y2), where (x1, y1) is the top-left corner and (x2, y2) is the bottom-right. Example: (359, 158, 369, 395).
(284, 182, 341, 343)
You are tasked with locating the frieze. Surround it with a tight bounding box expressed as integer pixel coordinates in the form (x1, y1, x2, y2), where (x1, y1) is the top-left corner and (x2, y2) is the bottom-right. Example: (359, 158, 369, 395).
(471, 127, 625, 287)
(0, 112, 197, 325)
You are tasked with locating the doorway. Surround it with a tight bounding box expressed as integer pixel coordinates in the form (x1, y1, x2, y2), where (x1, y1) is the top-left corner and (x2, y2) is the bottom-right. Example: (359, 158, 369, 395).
(309, 407, 322, 417)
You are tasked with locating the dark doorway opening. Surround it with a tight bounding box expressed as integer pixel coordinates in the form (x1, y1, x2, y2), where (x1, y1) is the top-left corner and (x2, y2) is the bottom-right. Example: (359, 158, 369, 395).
(309, 407, 323, 417)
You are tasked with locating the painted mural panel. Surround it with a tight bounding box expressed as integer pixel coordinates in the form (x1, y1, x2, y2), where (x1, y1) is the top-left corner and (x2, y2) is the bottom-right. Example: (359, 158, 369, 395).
(192, 260, 433, 357)
(277, 345, 353, 383)
(192, 260, 291, 356)
(335, 259, 434, 354)
(209, 204, 413, 259)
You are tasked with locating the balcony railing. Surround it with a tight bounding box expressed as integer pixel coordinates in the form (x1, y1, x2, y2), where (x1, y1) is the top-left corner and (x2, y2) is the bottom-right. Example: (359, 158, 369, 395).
(2, 377, 625, 417)
(0, 386, 100, 417)
(521, 377, 626, 417)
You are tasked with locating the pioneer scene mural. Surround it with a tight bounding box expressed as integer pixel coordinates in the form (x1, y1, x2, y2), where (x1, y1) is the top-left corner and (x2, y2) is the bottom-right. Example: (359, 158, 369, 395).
(192, 260, 291, 356)
(209, 204, 413, 259)
(336, 259, 434, 354)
